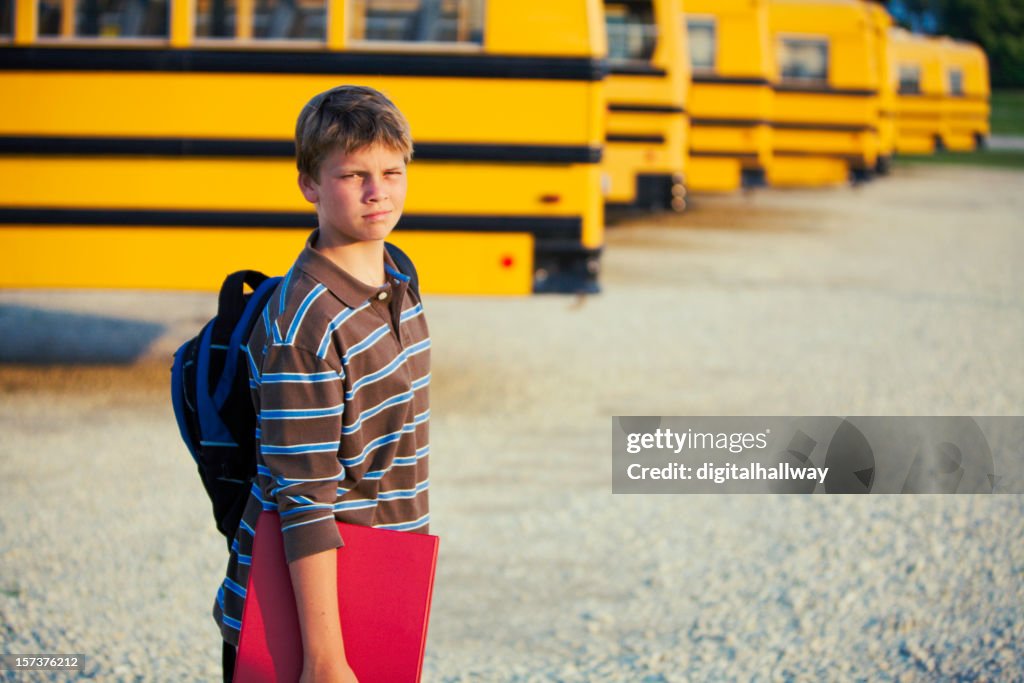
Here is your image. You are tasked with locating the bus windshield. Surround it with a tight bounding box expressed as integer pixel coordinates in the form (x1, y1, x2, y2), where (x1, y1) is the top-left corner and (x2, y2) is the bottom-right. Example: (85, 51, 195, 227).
(605, 0, 657, 64)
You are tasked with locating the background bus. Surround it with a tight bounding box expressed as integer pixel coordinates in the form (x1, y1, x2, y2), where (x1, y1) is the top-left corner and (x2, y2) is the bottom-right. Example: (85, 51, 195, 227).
(866, 0, 895, 175)
(0, 0, 608, 295)
(766, 0, 882, 187)
(890, 26, 945, 155)
(685, 0, 774, 193)
(603, 0, 688, 213)
(938, 36, 990, 152)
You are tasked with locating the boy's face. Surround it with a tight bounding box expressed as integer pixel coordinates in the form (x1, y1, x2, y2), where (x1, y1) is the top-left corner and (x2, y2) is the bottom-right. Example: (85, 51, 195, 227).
(298, 144, 408, 246)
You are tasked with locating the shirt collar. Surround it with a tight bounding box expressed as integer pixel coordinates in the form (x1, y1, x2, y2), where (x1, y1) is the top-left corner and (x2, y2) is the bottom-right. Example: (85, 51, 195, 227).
(294, 229, 400, 309)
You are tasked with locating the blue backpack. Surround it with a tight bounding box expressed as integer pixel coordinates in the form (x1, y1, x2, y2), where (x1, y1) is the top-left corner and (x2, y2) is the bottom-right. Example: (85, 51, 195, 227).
(171, 244, 419, 545)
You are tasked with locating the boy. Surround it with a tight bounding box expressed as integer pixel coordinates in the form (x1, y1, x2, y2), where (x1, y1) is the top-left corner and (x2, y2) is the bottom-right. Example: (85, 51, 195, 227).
(213, 85, 431, 682)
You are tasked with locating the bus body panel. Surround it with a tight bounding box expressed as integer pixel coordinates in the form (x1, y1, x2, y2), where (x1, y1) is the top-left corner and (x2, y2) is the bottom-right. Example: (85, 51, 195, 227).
(0, 72, 603, 146)
(0, 226, 535, 295)
(0, 156, 594, 219)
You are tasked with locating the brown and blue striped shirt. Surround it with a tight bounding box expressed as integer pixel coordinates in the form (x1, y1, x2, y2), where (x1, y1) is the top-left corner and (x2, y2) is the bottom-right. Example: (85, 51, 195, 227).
(214, 231, 430, 645)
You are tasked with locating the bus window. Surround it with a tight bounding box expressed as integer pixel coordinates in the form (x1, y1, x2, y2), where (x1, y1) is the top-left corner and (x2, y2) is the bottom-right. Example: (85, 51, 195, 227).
(687, 17, 715, 72)
(1, 0, 12, 38)
(195, 0, 234, 38)
(779, 37, 828, 82)
(948, 68, 963, 97)
(195, 0, 325, 40)
(254, 0, 325, 39)
(604, 0, 655, 64)
(349, 0, 484, 44)
(898, 64, 921, 95)
(37, 0, 168, 38)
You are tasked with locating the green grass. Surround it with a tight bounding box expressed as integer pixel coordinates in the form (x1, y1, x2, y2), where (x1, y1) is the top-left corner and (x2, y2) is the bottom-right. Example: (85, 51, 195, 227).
(991, 90, 1024, 136)
(894, 149, 1024, 170)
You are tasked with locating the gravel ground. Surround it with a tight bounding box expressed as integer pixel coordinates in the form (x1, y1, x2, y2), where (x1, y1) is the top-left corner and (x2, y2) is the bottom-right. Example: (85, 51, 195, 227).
(1, 163, 1023, 682)
(988, 135, 1024, 151)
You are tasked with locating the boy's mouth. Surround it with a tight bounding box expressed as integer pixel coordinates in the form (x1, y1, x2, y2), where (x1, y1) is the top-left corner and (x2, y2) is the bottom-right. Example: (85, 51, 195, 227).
(363, 210, 391, 221)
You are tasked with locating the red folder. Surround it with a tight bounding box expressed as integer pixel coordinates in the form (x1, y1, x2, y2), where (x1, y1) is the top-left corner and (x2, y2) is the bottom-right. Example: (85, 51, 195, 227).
(234, 512, 439, 683)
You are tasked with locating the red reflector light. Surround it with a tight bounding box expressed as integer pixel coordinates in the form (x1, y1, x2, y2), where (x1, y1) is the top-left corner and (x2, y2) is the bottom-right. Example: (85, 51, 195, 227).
(500, 256, 514, 268)
(540, 194, 560, 204)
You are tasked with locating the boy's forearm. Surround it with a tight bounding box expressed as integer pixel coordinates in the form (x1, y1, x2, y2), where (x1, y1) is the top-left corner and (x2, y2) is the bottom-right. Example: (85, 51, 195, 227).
(289, 547, 347, 664)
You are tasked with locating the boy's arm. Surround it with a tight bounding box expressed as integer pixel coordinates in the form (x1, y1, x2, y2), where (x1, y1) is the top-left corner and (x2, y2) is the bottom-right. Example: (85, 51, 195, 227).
(259, 343, 352, 675)
(259, 343, 346, 561)
(290, 549, 358, 682)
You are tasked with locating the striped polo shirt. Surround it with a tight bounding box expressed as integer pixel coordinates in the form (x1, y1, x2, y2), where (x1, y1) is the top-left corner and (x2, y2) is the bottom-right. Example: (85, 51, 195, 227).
(213, 230, 430, 646)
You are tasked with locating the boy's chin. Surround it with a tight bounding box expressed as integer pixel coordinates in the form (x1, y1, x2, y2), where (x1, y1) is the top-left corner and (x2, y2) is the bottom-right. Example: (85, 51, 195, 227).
(320, 223, 398, 245)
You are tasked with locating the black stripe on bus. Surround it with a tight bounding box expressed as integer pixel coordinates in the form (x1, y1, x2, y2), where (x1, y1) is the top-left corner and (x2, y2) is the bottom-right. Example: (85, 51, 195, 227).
(0, 208, 582, 241)
(898, 93, 989, 103)
(771, 122, 877, 133)
(773, 151, 867, 163)
(691, 117, 766, 128)
(692, 119, 875, 133)
(608, 104, 686, 114)
(773, 84, 879, 97)
(0, 136, 602, 163)
(895, 112, 944, 121)
(607, 134, 665, 144)
(943, 112, 990, 121)
(608, 63, 667, 77)
(689, 151, 760, 160)
(0, 47, 608, 81)
(691, 75, 772, 86)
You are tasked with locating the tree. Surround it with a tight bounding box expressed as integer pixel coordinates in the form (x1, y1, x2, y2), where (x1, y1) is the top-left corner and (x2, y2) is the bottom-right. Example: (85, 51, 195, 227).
(941, 0, 1024, 88)
(883, 0, 1024, 87)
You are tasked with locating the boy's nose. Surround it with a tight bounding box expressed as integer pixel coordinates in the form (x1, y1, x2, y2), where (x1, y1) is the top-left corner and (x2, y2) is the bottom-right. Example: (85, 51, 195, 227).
(364, 175, 388, 201)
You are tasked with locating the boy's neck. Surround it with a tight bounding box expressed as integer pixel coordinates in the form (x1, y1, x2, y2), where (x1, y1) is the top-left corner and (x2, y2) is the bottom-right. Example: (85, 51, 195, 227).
(313, 232, 387, 287)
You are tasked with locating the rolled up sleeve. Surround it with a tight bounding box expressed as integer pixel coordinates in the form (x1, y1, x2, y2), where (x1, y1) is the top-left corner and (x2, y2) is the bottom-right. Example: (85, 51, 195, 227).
(258, 343, 345, 562)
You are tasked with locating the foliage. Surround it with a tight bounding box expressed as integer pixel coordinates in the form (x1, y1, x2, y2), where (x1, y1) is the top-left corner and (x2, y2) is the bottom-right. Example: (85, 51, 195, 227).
(990, 90, 1024, 136)
(882, 0, 1024, 88)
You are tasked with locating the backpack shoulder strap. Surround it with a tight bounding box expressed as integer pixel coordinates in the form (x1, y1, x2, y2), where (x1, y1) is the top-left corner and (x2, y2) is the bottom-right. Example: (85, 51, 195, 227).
(385, 241, 420, 299)
(212, 270, 272, 342)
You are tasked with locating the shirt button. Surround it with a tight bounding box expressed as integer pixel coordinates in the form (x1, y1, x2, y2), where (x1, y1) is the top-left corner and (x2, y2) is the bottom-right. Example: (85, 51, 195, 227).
(377, 291, 388, 301)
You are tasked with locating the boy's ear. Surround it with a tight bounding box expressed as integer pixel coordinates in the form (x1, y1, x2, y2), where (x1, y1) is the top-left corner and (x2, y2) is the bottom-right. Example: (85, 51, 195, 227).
(298, 173, 319, 204)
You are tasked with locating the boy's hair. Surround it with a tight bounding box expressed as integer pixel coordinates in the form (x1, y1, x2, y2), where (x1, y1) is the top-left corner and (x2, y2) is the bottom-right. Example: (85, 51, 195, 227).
(295, 85, 413, 179)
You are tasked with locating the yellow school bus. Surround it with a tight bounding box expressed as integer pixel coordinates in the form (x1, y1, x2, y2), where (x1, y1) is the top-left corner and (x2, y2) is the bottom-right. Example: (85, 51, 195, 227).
(684, 0, 774, 193)
(865, 0, 894, 174)
(603, 0, 688, 212)
(890, 27, 945, 155)
(938, 37, 990, 152)
(766, 0, 881, 187)
(0, 0, 607, 294)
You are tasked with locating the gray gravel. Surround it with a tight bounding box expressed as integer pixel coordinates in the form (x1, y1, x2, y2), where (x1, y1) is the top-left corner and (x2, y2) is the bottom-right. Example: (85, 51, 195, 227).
(988, 135, 1024, 152)
(2, 162, 1023, 682)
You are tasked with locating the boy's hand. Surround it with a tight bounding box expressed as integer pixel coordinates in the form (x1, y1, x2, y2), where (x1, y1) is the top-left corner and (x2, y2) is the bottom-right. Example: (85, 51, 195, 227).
(299, 656, 359, 683)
